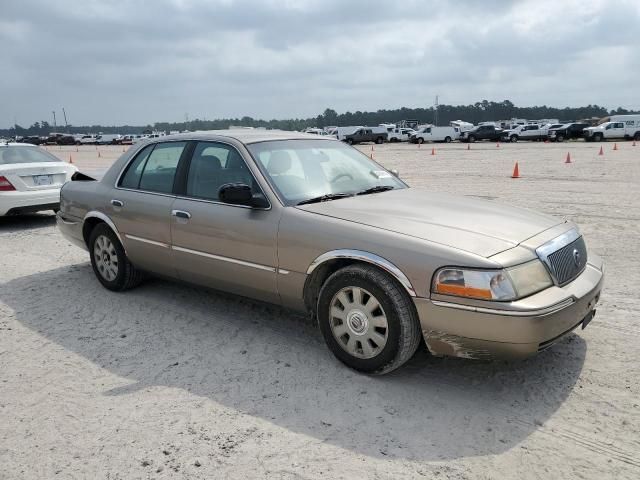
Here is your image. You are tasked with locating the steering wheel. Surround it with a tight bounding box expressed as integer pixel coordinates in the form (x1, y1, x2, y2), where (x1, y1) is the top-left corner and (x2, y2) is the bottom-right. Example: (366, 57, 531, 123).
(329, 173, 354, 183)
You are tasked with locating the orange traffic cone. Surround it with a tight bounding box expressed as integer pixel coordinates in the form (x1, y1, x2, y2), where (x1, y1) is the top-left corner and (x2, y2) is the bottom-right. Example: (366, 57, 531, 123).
(418, 142, 421, 149)
(565, 152, 571, 164)
(598, 146, 604, 156)
(633, 140, 637, 146)
(511, 162, 520, 178)
(613, 143, 618, 151)
(496, 142, 500, 148)
(75, 146, 78, 152)
(122, 147, 126, 153)
(371, 145, 374, 152)
(69, 154, 73, 164)
(370, 153, 373, 159)
(431, 147, 436, 156)
(98, 150, 101, 158)
(467, 144, 470, 150)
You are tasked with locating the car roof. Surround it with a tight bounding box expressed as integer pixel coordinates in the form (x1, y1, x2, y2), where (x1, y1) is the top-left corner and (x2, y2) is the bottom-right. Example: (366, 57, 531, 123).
(150, 129, 339, 145)
(1, 142, 35, 147)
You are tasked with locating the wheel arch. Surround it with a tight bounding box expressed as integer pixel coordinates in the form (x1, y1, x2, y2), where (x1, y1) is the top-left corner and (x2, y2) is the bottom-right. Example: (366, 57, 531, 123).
(82, 211, 125, 252)
(303, 249, 417, 314)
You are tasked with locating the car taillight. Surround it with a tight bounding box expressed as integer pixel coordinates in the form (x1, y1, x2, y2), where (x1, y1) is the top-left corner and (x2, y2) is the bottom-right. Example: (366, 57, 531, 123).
(0, 176, 16, 191)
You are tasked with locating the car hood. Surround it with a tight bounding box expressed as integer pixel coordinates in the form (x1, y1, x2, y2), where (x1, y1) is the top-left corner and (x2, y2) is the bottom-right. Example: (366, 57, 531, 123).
(296, 188, 562, 257)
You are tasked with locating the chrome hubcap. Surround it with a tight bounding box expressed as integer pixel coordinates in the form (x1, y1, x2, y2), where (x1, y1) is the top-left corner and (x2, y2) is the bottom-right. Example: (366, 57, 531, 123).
(93, 235, 119, 282)
(329, 286, 388, 359)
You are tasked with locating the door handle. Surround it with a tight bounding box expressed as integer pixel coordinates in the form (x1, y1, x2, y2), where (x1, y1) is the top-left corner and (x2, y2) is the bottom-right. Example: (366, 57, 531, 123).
(171, 210, 191, 219)
(111, 199, 124, 207)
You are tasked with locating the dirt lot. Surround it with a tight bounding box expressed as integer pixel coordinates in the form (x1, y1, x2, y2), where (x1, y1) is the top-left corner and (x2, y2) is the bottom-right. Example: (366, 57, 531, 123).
(1, 141, 639, 479)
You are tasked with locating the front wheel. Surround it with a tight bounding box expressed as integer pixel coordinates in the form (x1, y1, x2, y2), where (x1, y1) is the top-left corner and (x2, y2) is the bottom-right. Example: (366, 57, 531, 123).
(556, 134, 565, 142)
(376, 137, 384, 144)
(634, 132, 640, 141)
(89, 224, 144, 291)
(468, 135, 476, 143)
(417, 137, 424, 144)
(510, 135, 518, 143)
(346, 138, 354, 145)
(317, 265, 422, 374)
(594, 133, 603, 142)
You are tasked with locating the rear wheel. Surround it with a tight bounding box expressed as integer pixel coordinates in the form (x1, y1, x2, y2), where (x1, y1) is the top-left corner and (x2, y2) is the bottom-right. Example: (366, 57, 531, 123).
(417, 137, 424, 144)
(444, 136, 452, 143)
(376, 137, 384, 144)
(317, 265, 421, 374)
(346, 138, 354, 145)
(89, 224, 143, 291)
(468, 135, 476, 143)
(634, 132, 640, 141)
(556, 134, 565, 142)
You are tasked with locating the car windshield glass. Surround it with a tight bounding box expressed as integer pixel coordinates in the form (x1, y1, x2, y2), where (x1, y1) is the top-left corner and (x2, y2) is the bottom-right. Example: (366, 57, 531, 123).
(247, 139, 407, 206)
(0, 146, 61, 165)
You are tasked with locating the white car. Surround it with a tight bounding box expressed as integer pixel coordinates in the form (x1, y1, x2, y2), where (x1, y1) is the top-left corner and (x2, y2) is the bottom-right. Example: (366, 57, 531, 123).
(0, 143, 77, 216)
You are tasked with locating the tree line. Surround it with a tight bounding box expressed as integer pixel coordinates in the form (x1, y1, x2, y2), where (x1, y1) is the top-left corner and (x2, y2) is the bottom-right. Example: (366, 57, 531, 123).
(3, 100, 636, 136)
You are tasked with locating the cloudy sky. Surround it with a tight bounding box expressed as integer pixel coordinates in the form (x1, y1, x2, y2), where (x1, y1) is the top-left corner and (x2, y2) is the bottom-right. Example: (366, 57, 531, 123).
(2, 0, 639, 127)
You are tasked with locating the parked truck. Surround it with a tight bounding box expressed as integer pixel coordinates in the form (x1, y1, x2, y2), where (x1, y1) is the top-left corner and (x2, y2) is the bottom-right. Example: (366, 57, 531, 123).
(342, 127, 387, 145)
(459, 125, 503, 143)
(583, 115, 640, 142)
(410, 126, 459, 143)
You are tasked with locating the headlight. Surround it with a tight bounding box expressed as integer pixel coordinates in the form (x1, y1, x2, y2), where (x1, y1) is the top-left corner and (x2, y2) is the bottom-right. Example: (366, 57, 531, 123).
(433, 260, 552, 301)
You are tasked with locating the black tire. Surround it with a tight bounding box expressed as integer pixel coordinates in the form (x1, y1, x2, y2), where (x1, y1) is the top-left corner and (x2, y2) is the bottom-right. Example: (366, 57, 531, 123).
(317, 264, 422, 375)
(444, 136, 452, 143)
(468, 135, 476, 143)
(89, 223, 143, 291)
(510, 135, 518, 143)
(346, 138, 354, 145)
(556, 134, 565, 142)
(594, 133, 603, 142)
(634, 132, 640, 141)
(376, 137, 384, 144)
(417, 137, 424, 144)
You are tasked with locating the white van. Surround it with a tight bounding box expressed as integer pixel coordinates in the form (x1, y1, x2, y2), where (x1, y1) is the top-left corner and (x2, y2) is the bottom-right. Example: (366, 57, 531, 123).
(410, 126, 460, 143)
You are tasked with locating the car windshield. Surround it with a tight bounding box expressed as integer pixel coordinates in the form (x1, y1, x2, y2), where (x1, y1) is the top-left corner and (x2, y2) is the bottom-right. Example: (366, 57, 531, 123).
(0, 146, 61, 165)
(247, 139, 407, 206)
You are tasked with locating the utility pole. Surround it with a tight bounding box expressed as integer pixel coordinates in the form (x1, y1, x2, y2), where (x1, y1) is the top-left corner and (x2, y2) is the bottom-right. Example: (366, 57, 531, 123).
(62, 107, 69, 132)
(434, 95, 439, 126)
(52, 110, 57, 130)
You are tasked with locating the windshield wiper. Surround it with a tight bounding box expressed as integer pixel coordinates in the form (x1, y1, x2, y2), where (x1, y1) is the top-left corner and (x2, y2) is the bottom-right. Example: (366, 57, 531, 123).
(356, 185, 395, 196)
(297, 193, 354, 206)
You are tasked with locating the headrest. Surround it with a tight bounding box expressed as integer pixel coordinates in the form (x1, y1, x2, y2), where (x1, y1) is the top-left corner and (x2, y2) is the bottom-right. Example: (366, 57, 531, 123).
(267, 150, 292, 175)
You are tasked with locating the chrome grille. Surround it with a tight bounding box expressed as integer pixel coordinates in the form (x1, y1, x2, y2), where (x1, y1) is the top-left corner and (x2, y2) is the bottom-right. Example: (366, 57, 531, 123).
(543, 236, 588, 285)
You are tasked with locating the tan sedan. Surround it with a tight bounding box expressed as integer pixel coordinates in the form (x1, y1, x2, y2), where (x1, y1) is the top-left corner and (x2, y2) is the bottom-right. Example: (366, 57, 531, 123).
(57, 130, 604, 374)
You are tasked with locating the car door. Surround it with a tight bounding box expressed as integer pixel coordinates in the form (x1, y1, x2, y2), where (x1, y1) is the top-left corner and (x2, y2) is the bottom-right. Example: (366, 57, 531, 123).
(109, 141, 188, 276)
(606, 122, 624, 138)
(169, 141, 280, 303)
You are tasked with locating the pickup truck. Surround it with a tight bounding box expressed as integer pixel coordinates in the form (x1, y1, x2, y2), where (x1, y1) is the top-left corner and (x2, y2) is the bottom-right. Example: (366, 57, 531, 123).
(342, 128, 387, 145)
(387, 128, 415, 142)
(501, 124, 553, 142)
(548, 123, 589, 142)
(584, 119, 640, 142)
(459, 125, 503, 143)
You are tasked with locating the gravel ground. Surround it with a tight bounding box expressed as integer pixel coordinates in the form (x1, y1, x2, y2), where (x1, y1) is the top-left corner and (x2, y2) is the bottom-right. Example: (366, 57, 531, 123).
(1, 141, 639, 479)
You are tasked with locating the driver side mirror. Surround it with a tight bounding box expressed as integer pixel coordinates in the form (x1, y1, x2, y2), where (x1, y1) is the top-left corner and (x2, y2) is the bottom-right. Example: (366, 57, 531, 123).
(218, 183, 269, 208)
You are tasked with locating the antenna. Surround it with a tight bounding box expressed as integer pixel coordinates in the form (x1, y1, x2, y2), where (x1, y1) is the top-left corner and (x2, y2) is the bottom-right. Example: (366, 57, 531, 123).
(62, 107, 69, 132)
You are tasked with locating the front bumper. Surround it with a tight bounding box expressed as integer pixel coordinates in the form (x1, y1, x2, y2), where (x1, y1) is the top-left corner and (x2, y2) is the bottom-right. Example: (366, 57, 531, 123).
(414, 256, 604, 360)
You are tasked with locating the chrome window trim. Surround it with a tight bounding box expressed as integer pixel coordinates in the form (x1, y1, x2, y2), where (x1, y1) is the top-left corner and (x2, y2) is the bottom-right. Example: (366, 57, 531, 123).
(431, 297, 575, 317)
(173, 194, 271, 211)
(171, 245, 276, 273)
(307, 249, 417, 297)
(124, 234, 170, 248)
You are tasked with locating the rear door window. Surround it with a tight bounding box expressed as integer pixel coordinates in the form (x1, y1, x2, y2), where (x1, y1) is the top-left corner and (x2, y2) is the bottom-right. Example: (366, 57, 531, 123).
(138, 142, 186, 194)
(119, 144, 154, 189)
